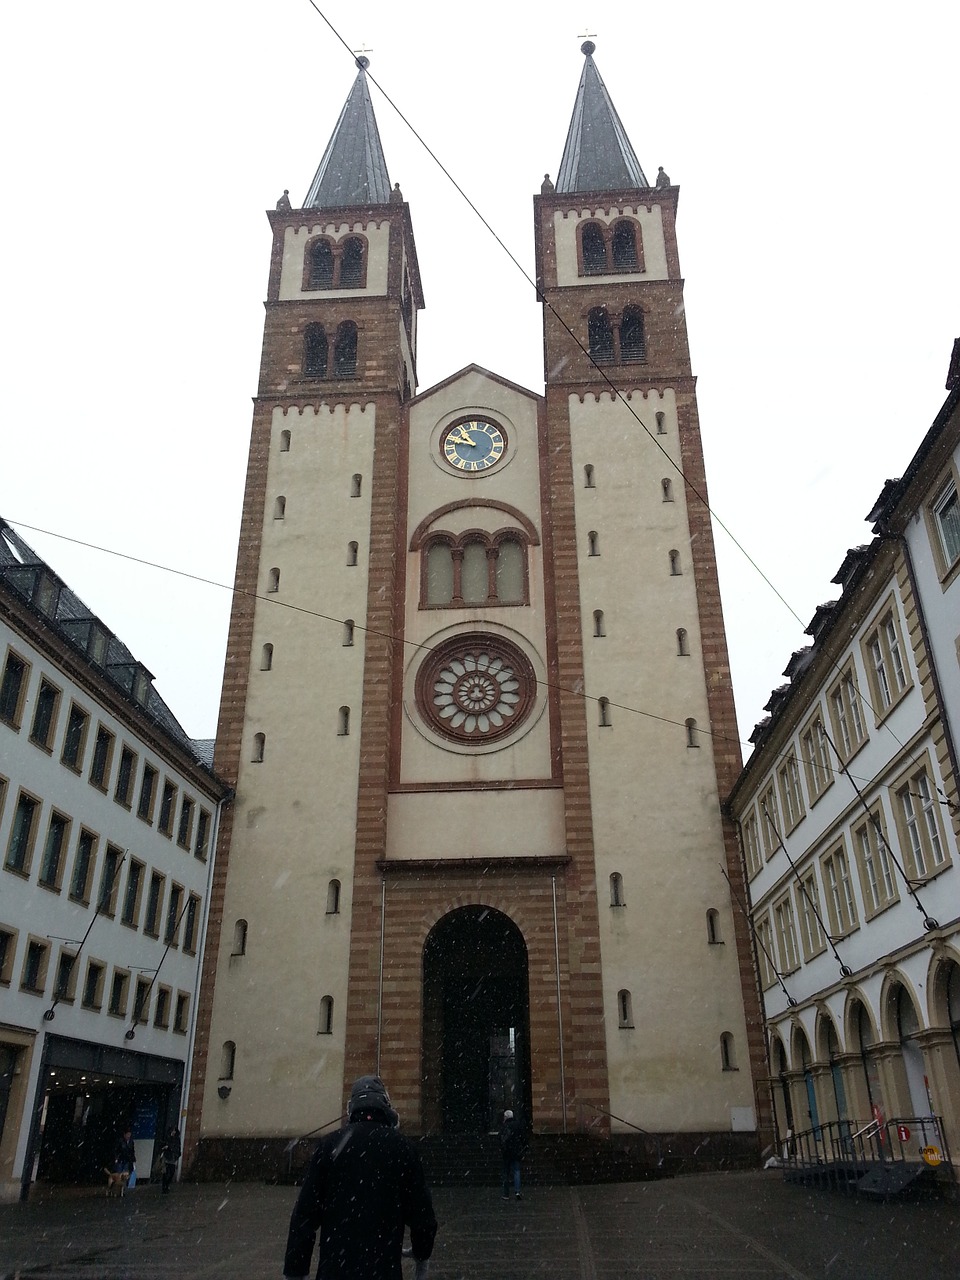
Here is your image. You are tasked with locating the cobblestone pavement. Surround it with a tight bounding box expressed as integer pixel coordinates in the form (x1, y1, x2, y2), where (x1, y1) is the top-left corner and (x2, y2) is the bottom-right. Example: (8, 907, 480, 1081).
(0, 1171, 957, 1280)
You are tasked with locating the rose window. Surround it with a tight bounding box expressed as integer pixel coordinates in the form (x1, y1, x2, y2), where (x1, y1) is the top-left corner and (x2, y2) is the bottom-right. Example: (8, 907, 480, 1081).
(416, 635, 535, 743)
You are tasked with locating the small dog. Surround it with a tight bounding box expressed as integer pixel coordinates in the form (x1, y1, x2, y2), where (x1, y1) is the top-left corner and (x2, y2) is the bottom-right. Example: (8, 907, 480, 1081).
(103, 1167, 130, 1197)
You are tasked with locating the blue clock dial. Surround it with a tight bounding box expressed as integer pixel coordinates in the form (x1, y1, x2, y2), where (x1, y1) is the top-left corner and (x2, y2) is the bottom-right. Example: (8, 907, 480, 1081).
(441, 419, 506, 472)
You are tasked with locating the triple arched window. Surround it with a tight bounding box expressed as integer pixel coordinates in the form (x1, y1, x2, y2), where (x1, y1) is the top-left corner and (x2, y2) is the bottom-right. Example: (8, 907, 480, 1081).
(304, 235, 367, 290)
(422, 532, 529, 608)
(579, 219, 645, 275)
(587, 307, 646, 365)
(303, 322, 358, 379)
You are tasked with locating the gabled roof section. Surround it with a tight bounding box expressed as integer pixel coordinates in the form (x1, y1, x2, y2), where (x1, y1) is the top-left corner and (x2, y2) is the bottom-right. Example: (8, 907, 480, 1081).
(304, 57, 391, 209)
(556, 42, 649, 194)
(410, 363, 543, 407)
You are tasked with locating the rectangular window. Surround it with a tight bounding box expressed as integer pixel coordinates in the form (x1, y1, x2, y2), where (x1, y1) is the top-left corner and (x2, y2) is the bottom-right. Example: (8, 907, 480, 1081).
(0, 926, 16, 985)
(853, 809, 898, 914)
(0, 651, 29, 728)
(22, 939, 49, 994)
(70, 829, 97, 903)
(183, 894, 201, 954)
(194, 809, 211, 861)
(61, 703, 90, 771)
(5, 793, 39, 875)
(164, 884, 183, 945)
(54, 951, 77, 1001)
(797, 871, 825, 960)
(83, 960, 104, 1009)
(741, 812, 762, 878)
(174, 992, 189, 1034)
(774, 896, 800, 973)
(777, 752, 805, 831)
(759, 783, 781, 859)
(895, 765, 949, 879)
(97, 845, 122, 916)
(862, 606, 910, 716)
(133, 977, 151, 1025)
(828, 665, 866, 760)
(144, 871, 164, 937)
(800, 712, 833, 802)
(755, 914, 777, 989)
(932, 479, 960, 570)
(154, 985, 171, 1029)
(89, 725, 115, 791)
(138, 763, 158, 821)
(821, 844, 858, 937)
(108, 969, 129, 1017)
(38, 811, 70, 890)
(177, 797, 194, 850)
(121, 859, 144, 927)
(114, 746, 137, 808)
(30, 678, 61, 750)
(158, 781, 176, 836)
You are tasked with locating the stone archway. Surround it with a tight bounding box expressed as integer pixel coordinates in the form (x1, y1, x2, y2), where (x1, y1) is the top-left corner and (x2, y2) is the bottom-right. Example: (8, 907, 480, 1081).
(421, 905, 531, 1134)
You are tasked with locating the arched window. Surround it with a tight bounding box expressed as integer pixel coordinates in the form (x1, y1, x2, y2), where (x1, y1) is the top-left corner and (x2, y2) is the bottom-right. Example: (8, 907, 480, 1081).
(611, 220, 639, 269)
(219, 1040, 236, 1080)
(267, 567, 280, 593)
(461, 541, 489, 603)
(342, 619, 354, 647)
(706, 909, 722, 943)
(261, 643, 274, 671)
(676, 628, 689, 656)
(494, 538, 524, 604)
(599, 697, 612, 728)
(231, 919, 247, 956)
(339, 237, 364, 288)
(303, 324, 328, 377)
(279, 429, 291, 452)
(426, 542, 454, 604)
(584, 464, 595, 488)
(350, 473, 362, 498)
(656, 411, 666, 434)
(669, 549, 681, 575)
(334, 321, 358, 378)
(686, 718, 699, 748)
(593, 610, 606, 638)
(588, 530, 600, 557)
(610, 872, 625, 907)
(347, 541, 359, 566)
(618, 989, 634, 1028)
(581, 222, 606, 273)
(308, 239, 334, 289)
(319, 995, 334, 1034)
(337, 706, 350, 736)
(252, 732, 265, 762)
(620, 307, 646, 361)
(661, 478, 673, 502)
(720, 1032, 737, 1070)
(274, 495, 286, 520)
(326, 880, 341, 914)
(588, 308, 614, 363)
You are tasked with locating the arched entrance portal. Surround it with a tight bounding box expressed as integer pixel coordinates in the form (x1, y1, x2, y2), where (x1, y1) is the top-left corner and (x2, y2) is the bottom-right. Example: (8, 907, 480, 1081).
(422, 906, 531, 1134)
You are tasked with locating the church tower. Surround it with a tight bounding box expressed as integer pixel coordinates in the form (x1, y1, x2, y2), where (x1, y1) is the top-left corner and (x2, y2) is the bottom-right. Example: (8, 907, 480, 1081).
(188, 46, 765, 1174)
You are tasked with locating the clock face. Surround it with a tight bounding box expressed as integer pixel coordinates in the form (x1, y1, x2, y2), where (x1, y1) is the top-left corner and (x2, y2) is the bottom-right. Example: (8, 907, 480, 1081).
(440, 419, 506, 473)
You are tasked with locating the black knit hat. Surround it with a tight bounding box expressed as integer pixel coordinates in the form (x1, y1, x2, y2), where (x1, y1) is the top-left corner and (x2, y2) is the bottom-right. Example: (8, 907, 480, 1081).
(348, 1075, 397, 1123)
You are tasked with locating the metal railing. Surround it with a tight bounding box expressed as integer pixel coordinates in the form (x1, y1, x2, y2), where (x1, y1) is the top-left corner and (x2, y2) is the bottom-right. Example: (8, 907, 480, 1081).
(781, 1115, 954, 1194)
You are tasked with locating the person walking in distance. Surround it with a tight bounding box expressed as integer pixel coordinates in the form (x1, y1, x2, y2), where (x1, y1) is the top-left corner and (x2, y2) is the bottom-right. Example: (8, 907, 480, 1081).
(159, 1125, 181, 1194)
(283, 1075, 437, 1280)
(500, 1108, 525, 1201)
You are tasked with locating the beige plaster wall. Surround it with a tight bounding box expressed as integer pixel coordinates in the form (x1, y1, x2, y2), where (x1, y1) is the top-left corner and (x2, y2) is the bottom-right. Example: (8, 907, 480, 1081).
(386, 788, 565, 861)
(279, 220, 392, 300)
(553, 204, 668, 287)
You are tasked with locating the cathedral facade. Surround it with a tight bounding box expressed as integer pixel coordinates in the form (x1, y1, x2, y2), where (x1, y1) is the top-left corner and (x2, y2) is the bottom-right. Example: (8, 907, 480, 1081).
(188, 46, 765, 1170)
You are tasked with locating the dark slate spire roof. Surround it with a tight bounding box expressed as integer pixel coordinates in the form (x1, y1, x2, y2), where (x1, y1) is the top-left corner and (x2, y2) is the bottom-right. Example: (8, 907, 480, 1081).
(556, 42, 649, 194)
(304, 57, 392, 209)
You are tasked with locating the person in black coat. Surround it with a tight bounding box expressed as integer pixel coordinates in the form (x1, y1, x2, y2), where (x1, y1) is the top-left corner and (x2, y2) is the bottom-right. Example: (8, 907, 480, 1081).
(283, 1075, 437, 1280)
(500, 1109, 525, 1200)
(159, 1125, 181, 1193)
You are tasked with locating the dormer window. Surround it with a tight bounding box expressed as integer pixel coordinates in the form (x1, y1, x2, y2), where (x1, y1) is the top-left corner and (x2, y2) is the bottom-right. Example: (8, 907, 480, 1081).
(303, 235, 368, 291)
(578, 218, 645, 275)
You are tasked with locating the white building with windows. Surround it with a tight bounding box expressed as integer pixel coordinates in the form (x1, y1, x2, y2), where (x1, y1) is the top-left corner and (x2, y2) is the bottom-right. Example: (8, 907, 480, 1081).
(728, 340, 960, 1169)
(0, 519, 226, 1201)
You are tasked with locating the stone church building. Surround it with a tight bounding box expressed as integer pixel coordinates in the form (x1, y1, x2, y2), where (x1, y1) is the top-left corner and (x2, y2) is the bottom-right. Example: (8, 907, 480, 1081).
(187, 44, 765, 1173)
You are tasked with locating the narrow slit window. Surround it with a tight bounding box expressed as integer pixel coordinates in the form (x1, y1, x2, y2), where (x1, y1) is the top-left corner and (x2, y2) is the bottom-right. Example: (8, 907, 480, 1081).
(599, 697, 612, 728)
(274, 496, 286, 520)
(220, 1041, 236, 1080)
(610, 872, 625, 907)
(319, 995, 334, 1034)
(252, 732, 265, 763)
(618, 989, 633, 1028)
(686, 718, 699, 748)
(706, 909, 722, 943)
(669, 550, 681, 575)
(584, 464, 595, 488)
(593, 610, 606, 638)
(656, 412, 666, 434)
(721, 1032, 737, 1070)
(232, 919, 247, 956)
(350, 474, 362, 498)
(588, 531, 600, 557)
(338, 706, 350, 736)
(279, 429, 291, 452)
(347, 541, 359, 566)
(326, 879, 341, 914)
(261, 643, 273, 671)
(342, 620, 354, 647)
(676, 628, 689, 656)
(661, 478, 673, 502)
(267, 567, 280, 593)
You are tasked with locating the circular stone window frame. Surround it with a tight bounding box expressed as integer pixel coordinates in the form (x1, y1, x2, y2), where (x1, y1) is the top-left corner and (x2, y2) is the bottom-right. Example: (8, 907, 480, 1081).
(429, 406, 518, 479)
(407, 626, 547, 756)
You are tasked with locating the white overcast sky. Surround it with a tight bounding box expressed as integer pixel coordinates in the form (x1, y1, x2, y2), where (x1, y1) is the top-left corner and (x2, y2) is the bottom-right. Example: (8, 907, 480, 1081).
(2, 1, 957, 752)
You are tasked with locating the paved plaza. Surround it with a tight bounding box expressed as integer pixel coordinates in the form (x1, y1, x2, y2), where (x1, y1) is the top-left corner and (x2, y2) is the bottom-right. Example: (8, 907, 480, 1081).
(0, 1170, 957, 1280)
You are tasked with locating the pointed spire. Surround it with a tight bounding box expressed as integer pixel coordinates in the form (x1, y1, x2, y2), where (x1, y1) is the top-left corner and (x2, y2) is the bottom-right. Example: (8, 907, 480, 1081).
(556, 42, 649, 194)
(304, 57, 392, 208)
